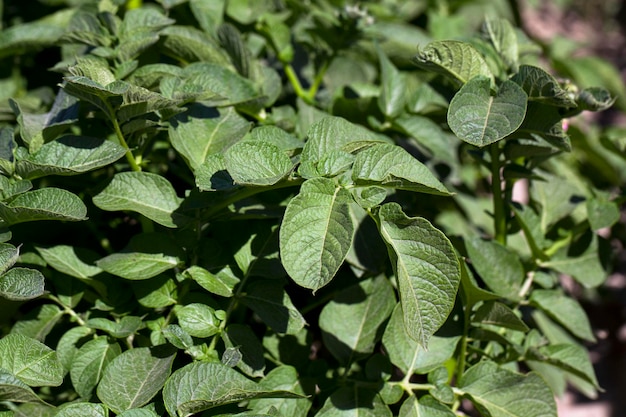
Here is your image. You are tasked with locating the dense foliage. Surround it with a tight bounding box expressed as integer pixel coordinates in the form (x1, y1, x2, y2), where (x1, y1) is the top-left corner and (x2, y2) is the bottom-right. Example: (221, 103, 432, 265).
(1, 0, 625, 416)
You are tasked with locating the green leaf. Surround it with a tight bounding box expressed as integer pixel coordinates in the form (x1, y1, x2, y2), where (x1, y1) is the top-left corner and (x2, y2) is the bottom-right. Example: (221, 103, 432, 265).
(529, 343, 599, 389)
(377, 46, 405, 118)
(319, 276, 395, 364)
(465, 238, 524, 300)
(117, 409, 160, 417)
(169, 105, 251, 172)
(183, 265, 238, 297)
(159, 26, 230, 64)
(576, 87, 615, 112)
(530, 172, 581, 233)
(240, 279, 306, 335)
(54, 403, 108, 417)
(97, 251, 180, 281)
(316, 386, 392, 417)
(0, 188, 88, 226)
(0, 369, 45, 404)
(248, 366, 311, 416)
(11, 304, 64, 342)
(447, 76, 527, 147)
(86, 316, 144, 338)
(459, 262, 500, 308)
(56, 327, 94, 371)
(459, 361, 556, 417)
(92, 172, 184, 228)
(177, 303, 220, 338)
(300, 116, 386, 165)
(0, 334, 64, 387)
(472, 301, 529, 332)
(96, 345, 176, 414)
(163, 361, 302, 417)
(376, 203, 460, 347)
(279, 178, 354, 290)
(133, 274, 178, 308)
(0, 15, 67, 59)
(382, 305, 459, 375)
(352, 143, 451, 196)
(542, 234, 606, 288)
(529, 289, 595, 342)
(224, 141, 293, 186)
(70, 337, 121, 398)
(398, 395, 456, 417)
(117, 7, 174, 40)
(222, 324, 266, 377)
(511, 65, 576, 107)
(482, 18, 518, 72)
(412, 41, 494, 86)
(0, 267, 45, 301)
(586, 197, 620, 231)
(36, 245, 102, 280)
(0, 177, 31, 201)
(0, 243, 19, 275)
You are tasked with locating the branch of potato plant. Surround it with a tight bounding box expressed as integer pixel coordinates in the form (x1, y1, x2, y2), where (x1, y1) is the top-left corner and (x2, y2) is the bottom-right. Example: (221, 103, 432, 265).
(490, 143, 507, 244)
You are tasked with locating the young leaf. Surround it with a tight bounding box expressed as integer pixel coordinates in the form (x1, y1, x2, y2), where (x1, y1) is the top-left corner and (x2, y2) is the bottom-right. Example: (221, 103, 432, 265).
(163, 361, 302, 417)
(529, 289, 595, 342)
(183, 265, 238, 297)
(459, 361, 556, 417)
(412, 41, 494, 86)
(92, 172, 184, 228)
(319, 276, 395, 364)
(447, 76, 527, 147)
(177, 303, 220, 338)
(240, 279, 307, 335)
(0, 188, 88, 225)
(376, 45, 405, 118)
(224, 141, 293, 186)
(482, 18, 518, 72)
(377, 203, 460, 347)
(511, 65, 576, 107)
(465, 237, 524, 300)
(0, 267, 45, 301)
(351, 143, 451, 195)
(383, 305, 459, 375)
(279, 178, 354, 290)
(0, 333, 64, 387)
(96, 345, 176, 414)
(70, 337, 121, 398)
(133, 274, 178, 308)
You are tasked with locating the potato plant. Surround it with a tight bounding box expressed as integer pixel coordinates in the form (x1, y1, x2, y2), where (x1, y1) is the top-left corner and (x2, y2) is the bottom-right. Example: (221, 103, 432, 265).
(0, 1, 623, 416)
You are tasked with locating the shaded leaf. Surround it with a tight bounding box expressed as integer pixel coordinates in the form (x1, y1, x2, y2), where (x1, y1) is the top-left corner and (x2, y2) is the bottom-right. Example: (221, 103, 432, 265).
(382, 305, 459, 375)
(222, 324, 266, 377)
(472, 301, 529, 332)
(70, 337, 121, 398)
(529, 289, 595, 342)
(320, 276, 395, 364)
(511, 65, 576, 107)
(0, 369, 44, 404)
(316, 386, 392, 417)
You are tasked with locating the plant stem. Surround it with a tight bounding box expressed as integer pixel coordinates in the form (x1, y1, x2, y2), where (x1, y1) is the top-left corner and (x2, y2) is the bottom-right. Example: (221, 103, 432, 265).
(111, 115, 141, 172)
(284, 64, 309, 102)
(490, 143, 506, 244)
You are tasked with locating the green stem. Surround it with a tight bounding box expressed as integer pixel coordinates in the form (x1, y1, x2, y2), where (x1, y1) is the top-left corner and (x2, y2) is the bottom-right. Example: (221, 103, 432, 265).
(284, 64, 309, 102)
(48, 295, 86, 326)
(455, 299, 471, 383)
(105, 103, 141, 172)
(306, 58, 330, 102)
(490, 144, 506, 244)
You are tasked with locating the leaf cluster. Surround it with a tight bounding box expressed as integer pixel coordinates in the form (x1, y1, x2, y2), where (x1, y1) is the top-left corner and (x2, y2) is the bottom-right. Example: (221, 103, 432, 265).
(0, 1, 624, 416)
